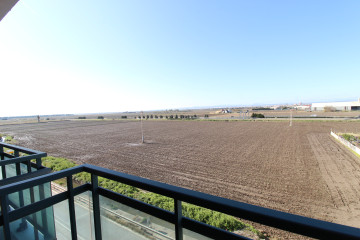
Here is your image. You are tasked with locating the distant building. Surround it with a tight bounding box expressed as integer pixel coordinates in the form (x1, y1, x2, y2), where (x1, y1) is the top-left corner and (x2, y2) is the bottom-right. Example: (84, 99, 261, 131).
(294, 105, 311, 111)
(220, 109, 232, 113)
(311, 99, 360, 111)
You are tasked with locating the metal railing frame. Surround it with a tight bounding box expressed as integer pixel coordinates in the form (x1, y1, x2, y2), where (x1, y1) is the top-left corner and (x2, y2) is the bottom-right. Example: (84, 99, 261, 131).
(0, 163, 359, 240)
(0, 142, 48, 181)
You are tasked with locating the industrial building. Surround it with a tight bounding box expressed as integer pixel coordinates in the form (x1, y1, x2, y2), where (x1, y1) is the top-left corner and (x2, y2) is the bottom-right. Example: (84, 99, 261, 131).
(311, 99, 360, 111)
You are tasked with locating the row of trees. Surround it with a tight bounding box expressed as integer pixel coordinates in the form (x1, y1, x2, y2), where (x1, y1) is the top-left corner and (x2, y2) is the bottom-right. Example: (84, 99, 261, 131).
(134, 114, 198, 120)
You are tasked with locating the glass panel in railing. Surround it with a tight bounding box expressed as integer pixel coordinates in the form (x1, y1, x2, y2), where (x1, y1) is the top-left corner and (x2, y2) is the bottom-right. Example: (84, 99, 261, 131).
(183, 228, 212, 240)
(20, 162, 30, 174)
(9, 206, 56, 240)
(8, 182, 52, 210)
(0, 226, 4, 240)
(74, 191, 95, 240)
(99, 195, 175, 240)
(53, 200, 72, 240)
(5, 164, 16, 178)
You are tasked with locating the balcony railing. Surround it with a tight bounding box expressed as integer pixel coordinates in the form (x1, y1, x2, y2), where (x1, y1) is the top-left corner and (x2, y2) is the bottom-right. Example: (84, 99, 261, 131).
(0, 142, 51, 184)
(0, 145, 360, 239)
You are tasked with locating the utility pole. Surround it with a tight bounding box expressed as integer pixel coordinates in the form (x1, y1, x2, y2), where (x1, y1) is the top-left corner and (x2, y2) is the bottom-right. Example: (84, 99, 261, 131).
(140, 111, 144, 143)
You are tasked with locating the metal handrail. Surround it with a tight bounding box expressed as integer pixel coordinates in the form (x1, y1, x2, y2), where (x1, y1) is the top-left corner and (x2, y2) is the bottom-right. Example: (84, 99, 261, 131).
(0, 163, 359, 239)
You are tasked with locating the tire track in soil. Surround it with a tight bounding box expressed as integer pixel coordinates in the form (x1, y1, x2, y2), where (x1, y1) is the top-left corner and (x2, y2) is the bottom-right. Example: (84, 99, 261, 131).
(308, 133, 360, 228)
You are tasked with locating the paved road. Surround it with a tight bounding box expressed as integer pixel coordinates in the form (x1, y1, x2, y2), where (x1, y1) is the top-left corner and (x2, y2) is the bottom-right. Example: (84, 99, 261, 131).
(53, 199, 147, 240)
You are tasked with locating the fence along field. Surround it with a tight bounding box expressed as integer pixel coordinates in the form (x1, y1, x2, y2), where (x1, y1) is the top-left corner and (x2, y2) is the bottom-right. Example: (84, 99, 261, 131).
(1, 119, 360, 237)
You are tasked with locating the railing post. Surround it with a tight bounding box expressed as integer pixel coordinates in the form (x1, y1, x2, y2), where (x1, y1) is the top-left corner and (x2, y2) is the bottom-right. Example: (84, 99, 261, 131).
(91, 174, 102, 240)
(15, 150, 21, 176)
(0, 145, 4, 160)
(1, 145, 6, 178)
(67, 176, 78, 240)
(175, 199, 183, 240)
(36, 157, 42, 169)
(1, 195, 11, 240)
(30, 186, 40, 240)
(38, 183, 50, 238)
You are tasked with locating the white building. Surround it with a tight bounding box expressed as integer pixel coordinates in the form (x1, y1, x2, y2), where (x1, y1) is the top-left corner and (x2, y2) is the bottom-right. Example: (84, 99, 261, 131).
(294, 105, 311, 111)
(311, 99, 360, 111)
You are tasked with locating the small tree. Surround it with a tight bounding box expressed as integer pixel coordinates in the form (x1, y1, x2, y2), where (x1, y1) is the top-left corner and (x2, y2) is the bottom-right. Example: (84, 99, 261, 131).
(98, 116, 104, 119)
(251, 113, 265, 118)
(204, 114, 209, 118)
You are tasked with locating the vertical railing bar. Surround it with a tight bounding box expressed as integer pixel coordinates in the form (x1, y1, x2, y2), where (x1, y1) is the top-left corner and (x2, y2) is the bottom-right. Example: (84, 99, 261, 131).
(91, 174, 102, 240)
(15, 150, 21, 177)
(1, 146, 5, 178)
(38, 183, 50, 238)
(27, 160, 32, 173)
(0, 145, 4, 160)
(175, 199, 183, 240)
(1, 195, 11, 240)
(67, 175, 78, 240)
(36, 157, 41, 169)
(13, 150, 28, 230)
(30, 186, 39, 240)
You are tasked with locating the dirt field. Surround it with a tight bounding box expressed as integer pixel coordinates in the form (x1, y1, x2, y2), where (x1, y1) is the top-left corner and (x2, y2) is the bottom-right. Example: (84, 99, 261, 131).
(1, 120, 360, 237)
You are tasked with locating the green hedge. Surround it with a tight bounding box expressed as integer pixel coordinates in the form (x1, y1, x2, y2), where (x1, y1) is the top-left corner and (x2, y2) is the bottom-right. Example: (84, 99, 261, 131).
(42, 156, 261, 236)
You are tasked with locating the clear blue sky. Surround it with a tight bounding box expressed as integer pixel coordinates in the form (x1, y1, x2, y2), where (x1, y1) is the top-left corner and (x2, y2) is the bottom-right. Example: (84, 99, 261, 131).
(0, 0, 359, 116)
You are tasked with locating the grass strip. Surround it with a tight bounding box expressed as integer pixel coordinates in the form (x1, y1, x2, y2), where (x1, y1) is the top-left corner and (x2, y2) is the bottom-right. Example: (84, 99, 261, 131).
(42, 156, 264, 237)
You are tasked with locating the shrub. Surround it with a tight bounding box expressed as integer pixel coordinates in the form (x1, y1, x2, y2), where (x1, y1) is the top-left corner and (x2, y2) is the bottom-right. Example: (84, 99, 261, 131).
(251, 113, 265, 118)
(43, 156, 261, 236)
(204, 114, 209, 118)
(342, 134, 357, 142)
(78, 117, 86, 119)
(121, 116, 127, 119)
(98, 116, 104, 119)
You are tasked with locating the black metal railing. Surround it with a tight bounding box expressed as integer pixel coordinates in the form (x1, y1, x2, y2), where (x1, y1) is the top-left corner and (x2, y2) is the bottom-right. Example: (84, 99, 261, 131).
(0, 162, 359, 240)
(0, 142, 50, 185)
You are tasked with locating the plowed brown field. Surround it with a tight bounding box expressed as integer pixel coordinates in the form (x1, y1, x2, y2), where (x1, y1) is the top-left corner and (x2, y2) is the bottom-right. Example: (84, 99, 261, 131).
(2, 120, 360, 237)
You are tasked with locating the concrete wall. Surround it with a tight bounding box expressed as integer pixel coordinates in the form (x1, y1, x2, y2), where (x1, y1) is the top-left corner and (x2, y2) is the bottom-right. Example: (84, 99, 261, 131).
(331, 131, 360, 155)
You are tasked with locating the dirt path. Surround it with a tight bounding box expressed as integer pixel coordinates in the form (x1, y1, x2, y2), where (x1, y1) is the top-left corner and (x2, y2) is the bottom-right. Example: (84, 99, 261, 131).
(308, 133, 360, 227)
